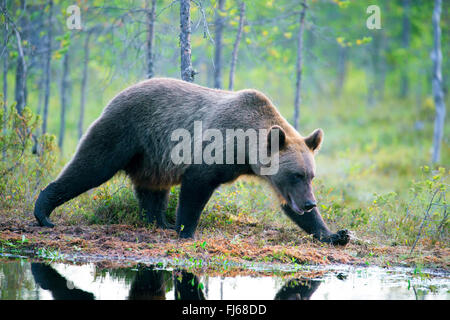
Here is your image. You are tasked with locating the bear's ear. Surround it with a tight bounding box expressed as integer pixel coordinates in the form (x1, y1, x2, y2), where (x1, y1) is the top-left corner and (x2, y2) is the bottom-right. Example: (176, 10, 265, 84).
(304, 128, 323, 152)
(267, 125, 286, 153)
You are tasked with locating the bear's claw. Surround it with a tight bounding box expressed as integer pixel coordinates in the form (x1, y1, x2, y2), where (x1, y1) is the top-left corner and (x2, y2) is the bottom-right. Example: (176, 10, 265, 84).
(329, 229, 350, 246)
(318, 229, 350, 246)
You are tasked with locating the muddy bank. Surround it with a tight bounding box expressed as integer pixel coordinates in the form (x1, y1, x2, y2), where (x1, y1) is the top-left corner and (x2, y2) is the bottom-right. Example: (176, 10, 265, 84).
(0, 215, 448, 274)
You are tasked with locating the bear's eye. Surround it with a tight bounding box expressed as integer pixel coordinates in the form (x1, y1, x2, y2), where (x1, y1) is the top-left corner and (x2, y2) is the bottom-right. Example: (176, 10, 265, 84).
(294, 173, 305, 180)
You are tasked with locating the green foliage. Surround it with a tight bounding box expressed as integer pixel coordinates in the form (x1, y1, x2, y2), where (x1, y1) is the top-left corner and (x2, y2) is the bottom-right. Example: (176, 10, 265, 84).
(0, 101, 57, 213)
(87, 179, 143, 226)
(54, 32, 71, 60)
(167, 186, 180, 223)
(198, 180, 280, 231)
(36, 247, 66, 262)
(316, 164, 448, 246)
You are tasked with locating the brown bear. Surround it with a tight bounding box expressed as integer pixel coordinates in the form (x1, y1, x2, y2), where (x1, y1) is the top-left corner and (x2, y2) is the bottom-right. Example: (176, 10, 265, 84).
(34, 78, 349, 245)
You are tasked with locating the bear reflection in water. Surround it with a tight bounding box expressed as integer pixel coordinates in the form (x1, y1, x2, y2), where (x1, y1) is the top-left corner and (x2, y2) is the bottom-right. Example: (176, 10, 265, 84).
(31, 263, 321, 300)
(31, 263, 95, 300)
(274, 279, 321, 300)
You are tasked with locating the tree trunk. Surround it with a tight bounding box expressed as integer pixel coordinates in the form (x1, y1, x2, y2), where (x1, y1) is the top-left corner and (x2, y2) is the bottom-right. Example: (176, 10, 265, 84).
(14, 56, 26, 113)
(400, 0, 411, 98)
(213, 0, 225, 89)
(2, 1, 8, 160)
(31, 71, 44, 155)
(228, 2, 245, 91)
(431, 0, 446, 164)
(41, 0, 53, 134)
(13, 9, 27, 116)
(293, 1, 307, 130)
(79, 31, 91, 139)
(58, 51, 69, 153)
(2, 4, 7, 111)
(180, 0, 195, 82)
(146, 0, 157, 79)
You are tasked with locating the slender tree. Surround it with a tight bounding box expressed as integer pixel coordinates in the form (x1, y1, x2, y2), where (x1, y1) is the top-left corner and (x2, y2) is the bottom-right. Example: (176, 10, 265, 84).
(58, 51, 69, 152)
(79, 30, 91, 139)
(431, 0, 446, 163)
(31, 72, 45, 155)
(42, 0, 53, 134)
(400, 0, 411, 98)
(2, 0, 7, 110)
(293, 1, 307, 130)
(228, 2, 245, 91)
(7, 2, 28, 115)
(180, 0, 195, 82)
(2, 0, 8, 160)
(146, 0, 157, 79)
(213, 0, 225, 88)
(14, 37, 26, 114)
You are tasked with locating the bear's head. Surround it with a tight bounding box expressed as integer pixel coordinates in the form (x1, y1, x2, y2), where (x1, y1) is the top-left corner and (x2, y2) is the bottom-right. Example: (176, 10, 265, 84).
(261, 126, 323, 215)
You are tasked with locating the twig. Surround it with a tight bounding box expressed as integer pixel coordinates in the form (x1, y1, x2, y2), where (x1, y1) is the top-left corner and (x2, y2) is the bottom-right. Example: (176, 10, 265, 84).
(191, 0, 215, 44)
(409, 188, 440, 254)
(436, 191, 448, 237)
(228, 2, 245, 91)
(156, 0, 179, 18)
(0, 27, 11, 60)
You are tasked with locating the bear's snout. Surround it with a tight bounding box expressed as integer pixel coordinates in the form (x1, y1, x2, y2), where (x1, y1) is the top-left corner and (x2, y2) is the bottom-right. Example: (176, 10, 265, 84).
(304, 200, 317, 212)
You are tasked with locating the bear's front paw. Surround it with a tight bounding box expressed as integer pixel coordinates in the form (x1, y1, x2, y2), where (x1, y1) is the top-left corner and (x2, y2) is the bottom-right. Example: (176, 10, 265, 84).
(329, 229, 350, 246)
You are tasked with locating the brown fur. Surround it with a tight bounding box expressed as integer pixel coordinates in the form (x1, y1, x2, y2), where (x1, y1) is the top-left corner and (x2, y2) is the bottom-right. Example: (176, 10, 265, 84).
(34, 78, 349, 244)
(92, 77, 306, 189)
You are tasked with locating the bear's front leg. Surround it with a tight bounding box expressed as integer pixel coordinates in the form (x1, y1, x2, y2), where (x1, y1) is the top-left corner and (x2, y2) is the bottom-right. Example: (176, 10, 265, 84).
(175, 174, 219, 239)
(281, 204, 350, 246)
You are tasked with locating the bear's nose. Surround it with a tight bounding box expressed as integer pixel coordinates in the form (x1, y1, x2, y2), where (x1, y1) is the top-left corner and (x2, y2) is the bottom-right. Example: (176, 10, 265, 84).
(304, 200, 317, 211)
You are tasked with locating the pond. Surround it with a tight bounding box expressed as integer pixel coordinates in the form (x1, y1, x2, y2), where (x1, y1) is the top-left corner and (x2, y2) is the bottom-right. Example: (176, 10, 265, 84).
(0, 256, 448, 300)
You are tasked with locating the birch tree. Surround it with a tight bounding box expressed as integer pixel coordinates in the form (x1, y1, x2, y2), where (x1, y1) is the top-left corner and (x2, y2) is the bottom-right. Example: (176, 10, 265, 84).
(2, 0, 7, 112)
(58, 51, 69, 152)
(431, 0, 446, 164)
(1, 0, 8, 160)
(400, 0, 411, 98)
(228, 2, 245, 91)
(2, 3, 28, 115)
(213, 0, 225, 89)
(180, 0, 195, 82)
(146, 0, 157, 79)
(41, 0, 53, 134)
(79, 30, 91, 139)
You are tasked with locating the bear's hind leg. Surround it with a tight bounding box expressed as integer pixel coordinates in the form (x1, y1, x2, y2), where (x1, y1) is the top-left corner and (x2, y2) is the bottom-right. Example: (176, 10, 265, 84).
(34, 159, 127, 228)
(134, 187, 173, 229)
(34, 127, 136, 227)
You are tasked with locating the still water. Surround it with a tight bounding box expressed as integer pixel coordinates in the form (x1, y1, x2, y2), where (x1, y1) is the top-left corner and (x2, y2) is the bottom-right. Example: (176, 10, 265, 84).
(0, 257, 448, 300)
